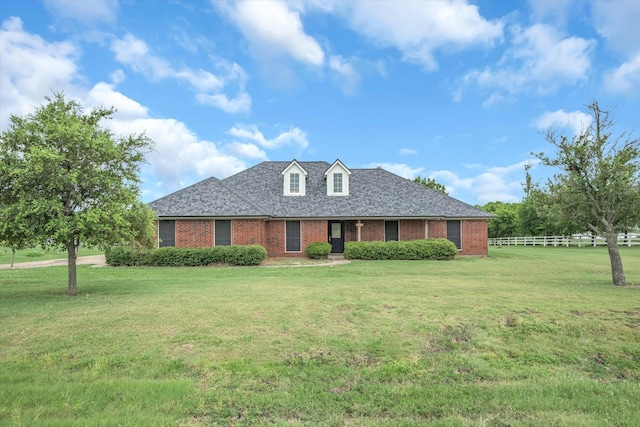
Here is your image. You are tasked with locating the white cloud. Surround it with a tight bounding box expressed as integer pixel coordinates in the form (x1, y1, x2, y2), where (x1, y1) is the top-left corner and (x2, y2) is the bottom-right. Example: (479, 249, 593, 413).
(591, 0, 640, 57)
(527, 0, 576, 28)
(329, 55, 361, 96)
(225, 141, 268, 160)
(603, 52, 640, 95)
(228, 124, 309, 150)
(431, 159, 535, 203)
(0, 19, 250, 197)
(338, 1, 503, 71)
(364, 163, 424, 179)
(87, 82, 148, 119)
(590, 2, 640, 96)
(533, 109, 592, 136)
(399, 148, 417, 155)
(44, 0, 118, 26)
(105, 111, 247, 192)
(110, 33, 251, 113)
(110, 69, 125, 84)
(196, 93, 252, 115)
(465, 24, 594, 96)
(0, 17, 82, 129)
(217, 0, 325, 66)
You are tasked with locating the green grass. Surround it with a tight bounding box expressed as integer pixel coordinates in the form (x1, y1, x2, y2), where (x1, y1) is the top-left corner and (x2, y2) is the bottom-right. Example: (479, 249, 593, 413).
(1, 246, 639, 426)
(0, 246, 104, 265)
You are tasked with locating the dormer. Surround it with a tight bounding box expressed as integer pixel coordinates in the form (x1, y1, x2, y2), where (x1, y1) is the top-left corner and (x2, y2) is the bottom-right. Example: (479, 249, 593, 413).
(281, 160, 308, 196)
(324, 159, 351, 196)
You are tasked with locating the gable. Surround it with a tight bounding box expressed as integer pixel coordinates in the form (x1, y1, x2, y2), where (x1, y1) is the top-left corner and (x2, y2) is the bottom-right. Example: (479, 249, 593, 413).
(281, 160, 308, 196)
(324, 159, 351, 196)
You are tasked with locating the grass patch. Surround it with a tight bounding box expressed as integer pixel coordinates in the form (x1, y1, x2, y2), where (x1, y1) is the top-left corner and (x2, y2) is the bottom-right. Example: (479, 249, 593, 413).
(0, 246, 104, 265)
(1, 246, 639, 425)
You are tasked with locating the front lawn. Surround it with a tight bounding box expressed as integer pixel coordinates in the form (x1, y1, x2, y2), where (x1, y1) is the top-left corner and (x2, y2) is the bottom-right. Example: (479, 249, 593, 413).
(1, 246, 639, 425)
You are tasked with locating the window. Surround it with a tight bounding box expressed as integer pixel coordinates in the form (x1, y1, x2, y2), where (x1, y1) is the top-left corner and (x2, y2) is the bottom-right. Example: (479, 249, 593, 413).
(333, 173, 343, 193)
(447, 220, 461, 249)
(158, 220, 175, 247)
(290, 173, 300, 193)
(285, 220, 301, 252)
(215, 220, 231, 246)
(385, 220, 398, 242)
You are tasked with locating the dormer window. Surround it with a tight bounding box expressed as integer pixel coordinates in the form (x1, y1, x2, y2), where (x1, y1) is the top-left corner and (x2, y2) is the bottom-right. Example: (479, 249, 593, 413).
(290, 173, 300, 193)
(324, 159, 351, 196)
(333, 173, 343, 193)
(282, 160, 308, 196)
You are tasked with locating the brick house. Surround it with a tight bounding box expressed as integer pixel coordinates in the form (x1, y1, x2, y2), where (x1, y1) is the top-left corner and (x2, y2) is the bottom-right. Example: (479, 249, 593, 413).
(148, 160, 493, 257)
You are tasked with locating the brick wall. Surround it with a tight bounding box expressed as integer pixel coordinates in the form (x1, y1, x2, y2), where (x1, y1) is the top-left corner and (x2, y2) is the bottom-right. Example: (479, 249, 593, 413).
(360, 220, 385, 241)
(265, 219, 328, 257)
(400, 219, 426, 240)
(156, 217, 488, 256)
(428, 220, 447, 238)
(175, 219, 213, 247)
(460, 220, 488, 256)
(427, 219, 488, 256)
(232, 219, 264, 246)
(302, 220, 328, 253)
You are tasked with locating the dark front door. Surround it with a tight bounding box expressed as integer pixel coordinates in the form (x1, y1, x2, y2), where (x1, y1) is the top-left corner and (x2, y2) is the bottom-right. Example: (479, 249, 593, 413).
(328, 221, 344, 253)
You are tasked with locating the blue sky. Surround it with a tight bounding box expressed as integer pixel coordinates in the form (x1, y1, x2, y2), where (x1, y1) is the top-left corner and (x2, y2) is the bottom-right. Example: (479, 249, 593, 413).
(1, 0, 638, 205)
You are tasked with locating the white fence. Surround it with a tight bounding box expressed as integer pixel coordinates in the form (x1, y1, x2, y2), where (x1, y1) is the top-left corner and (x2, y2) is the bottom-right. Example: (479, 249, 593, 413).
(489, 233, 640, 248)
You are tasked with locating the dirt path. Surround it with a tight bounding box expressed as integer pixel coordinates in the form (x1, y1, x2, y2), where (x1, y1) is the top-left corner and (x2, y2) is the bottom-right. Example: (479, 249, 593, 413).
(0, 255, 349, 269)
(0, 255, 108, 270)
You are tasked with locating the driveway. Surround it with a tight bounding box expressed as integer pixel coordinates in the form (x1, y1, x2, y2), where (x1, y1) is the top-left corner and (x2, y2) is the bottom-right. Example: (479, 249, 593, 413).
(0, 255, 108, 270)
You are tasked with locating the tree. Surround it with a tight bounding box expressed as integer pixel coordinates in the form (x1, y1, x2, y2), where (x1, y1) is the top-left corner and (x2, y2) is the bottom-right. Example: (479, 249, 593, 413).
(0, 93, 156, 295)
(413, 176, 448, 194)
(533, 101, 640, 286)
(518, 164, 583, 236)
(477, 201, 520, 238)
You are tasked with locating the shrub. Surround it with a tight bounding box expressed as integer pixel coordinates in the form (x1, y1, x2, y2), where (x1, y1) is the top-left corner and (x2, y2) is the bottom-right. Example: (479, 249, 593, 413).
(343, 239, 457, 261)
(105, 245, 267, 267)
(306, 242, 332, 259)
(105, 246, 153, 266)
(25, 250, 45, 257)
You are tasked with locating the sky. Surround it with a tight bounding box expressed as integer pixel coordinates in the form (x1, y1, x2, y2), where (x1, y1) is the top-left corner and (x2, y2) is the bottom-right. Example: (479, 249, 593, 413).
(1, 0, 639, 206)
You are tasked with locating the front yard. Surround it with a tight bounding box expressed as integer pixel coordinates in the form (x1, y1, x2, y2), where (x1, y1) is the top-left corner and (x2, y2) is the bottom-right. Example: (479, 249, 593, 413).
(1, 246, 639, 425)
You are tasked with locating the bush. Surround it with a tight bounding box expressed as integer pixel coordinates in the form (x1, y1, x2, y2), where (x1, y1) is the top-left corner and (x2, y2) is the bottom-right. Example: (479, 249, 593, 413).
(343, 239, 457, 261)
(105, 245, 267, 267)
(306, 242, 332, 259)
(105, 246, 153, 266)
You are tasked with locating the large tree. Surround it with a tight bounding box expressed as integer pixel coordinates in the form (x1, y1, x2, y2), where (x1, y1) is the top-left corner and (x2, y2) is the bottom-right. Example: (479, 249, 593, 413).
(0, 93, 156, 295)
(533, 101, 640, 286)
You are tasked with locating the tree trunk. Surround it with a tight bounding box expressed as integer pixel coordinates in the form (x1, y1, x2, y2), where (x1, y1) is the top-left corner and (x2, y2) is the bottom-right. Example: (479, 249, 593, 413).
(66, 241, 78, 296)
(604, 232, 626, 286)
(11, 248, 15, 268)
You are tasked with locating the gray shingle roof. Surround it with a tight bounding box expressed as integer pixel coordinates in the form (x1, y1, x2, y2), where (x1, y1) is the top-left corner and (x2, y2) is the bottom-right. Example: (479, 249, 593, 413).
(149, 161, 492, 219)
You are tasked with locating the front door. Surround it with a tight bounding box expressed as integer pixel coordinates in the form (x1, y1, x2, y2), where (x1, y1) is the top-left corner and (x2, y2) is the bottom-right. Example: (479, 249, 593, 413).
(328, 221, 344, 253)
